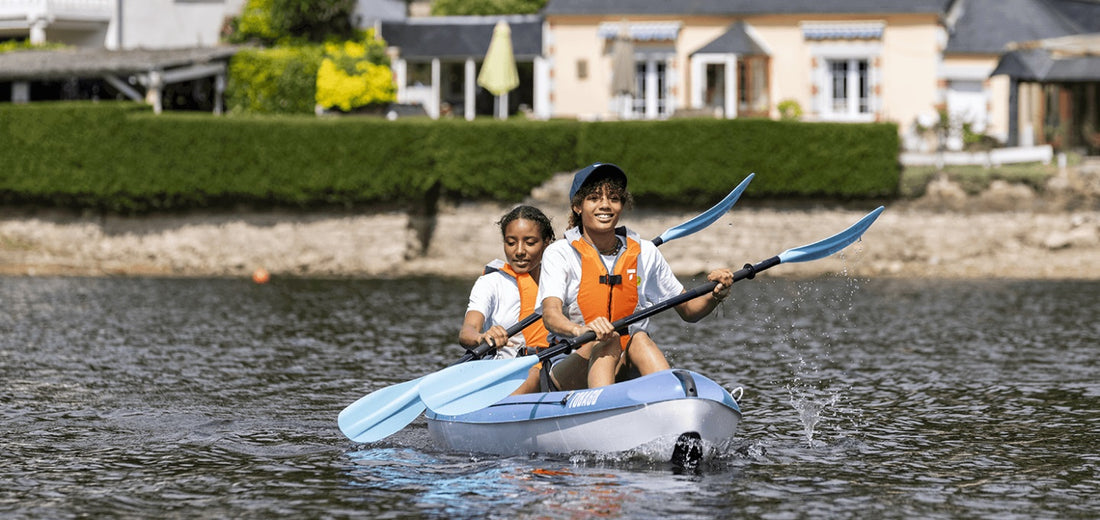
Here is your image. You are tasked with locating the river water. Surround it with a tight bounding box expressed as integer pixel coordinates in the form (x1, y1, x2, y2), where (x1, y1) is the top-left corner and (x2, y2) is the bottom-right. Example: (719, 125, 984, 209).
(2, 275, 1097, 519)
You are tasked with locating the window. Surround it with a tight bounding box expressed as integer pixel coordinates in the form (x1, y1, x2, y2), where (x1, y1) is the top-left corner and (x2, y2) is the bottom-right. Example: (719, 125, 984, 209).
(445, 62, 465, 98)
(824, 58, 870, 119)
(577, 59, 588, 80)
(704, 63, 725, 108)
(407, 62, 431, 87)
(632, 60, 669, 117)
(737, 56, 769, 117)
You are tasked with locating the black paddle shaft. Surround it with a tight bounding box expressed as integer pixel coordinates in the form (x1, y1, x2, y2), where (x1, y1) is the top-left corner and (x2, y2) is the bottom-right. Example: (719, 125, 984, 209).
(533, 255, 783, 362)
(456, 312, 542, 364)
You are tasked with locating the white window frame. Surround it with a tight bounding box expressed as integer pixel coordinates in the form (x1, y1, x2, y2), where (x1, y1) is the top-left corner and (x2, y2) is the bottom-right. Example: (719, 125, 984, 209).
(811, 43, 880, 122)
(629, 47, 676, 120)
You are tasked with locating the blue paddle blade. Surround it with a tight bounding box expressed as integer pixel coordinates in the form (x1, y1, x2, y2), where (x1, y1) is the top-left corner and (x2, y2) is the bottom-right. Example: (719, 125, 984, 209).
(778, 206, 884, 263)
(419, 357, 539, 416)
(654, 173, 754, 245)
(338, 377, 427, 443)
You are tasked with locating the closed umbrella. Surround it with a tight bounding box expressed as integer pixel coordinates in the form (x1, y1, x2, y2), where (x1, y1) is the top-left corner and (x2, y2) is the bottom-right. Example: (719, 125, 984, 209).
(478, 20, 519, 119)
(610, 23, 636, 118)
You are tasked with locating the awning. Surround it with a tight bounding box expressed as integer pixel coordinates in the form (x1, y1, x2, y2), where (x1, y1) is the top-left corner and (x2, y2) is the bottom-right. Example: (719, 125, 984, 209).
(597, 21, 681, 41)
(801, 21, 885, 40)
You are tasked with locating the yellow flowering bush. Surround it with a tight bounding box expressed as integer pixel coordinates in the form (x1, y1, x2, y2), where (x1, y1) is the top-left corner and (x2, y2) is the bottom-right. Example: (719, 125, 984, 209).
(235, 0, 280, 43)
(315, 34, 395, 111)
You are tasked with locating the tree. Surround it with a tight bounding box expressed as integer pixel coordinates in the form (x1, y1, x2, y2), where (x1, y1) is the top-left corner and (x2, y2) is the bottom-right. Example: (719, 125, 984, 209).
(225, 1, 395, 115)
(229, 0, 358, 45)
(431, 0, 547, 16)
(271, 0, 358, 43)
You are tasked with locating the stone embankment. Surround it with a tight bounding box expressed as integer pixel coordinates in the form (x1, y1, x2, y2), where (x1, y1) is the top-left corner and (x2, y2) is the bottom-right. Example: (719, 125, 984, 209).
(1, 167, 1098, 280)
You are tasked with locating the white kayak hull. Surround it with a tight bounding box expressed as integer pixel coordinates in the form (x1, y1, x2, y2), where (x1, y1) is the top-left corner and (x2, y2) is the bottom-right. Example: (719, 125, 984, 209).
(425, 369, 742, 461)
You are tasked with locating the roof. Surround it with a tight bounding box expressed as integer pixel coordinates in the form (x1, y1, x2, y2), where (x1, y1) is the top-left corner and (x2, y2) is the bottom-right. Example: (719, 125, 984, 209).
(380, 15, 543, 61)
(991, 48, 1100, 81)
(991, 34, 1100, 81)
(542, 0, 949, 16)
(693, 22, 768, 55)
(1044, 0, 1100, 33)
(945, 0, 1088, 54)
(0, 46, 241, 81)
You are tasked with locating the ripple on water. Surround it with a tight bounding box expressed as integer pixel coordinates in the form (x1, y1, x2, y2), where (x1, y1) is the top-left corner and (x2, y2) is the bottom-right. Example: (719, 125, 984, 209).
(2, 276, 1098, 518)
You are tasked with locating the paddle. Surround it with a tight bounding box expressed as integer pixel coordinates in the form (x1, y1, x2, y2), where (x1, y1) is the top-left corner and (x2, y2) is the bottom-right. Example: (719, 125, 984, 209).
(337, 174, 755, 443)
(337, 315, 538, 444)
(418, 206, 885, 416)
(651, 173, 753, 247)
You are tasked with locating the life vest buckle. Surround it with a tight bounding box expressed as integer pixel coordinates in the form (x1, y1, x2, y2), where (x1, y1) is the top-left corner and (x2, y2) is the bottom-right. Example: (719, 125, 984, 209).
(599, 274, 622, 286)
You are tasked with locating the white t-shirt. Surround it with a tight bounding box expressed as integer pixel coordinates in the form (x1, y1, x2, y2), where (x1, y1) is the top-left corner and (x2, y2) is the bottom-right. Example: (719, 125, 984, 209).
(466, 259, 528, 355)
(536, 227, 684, 336)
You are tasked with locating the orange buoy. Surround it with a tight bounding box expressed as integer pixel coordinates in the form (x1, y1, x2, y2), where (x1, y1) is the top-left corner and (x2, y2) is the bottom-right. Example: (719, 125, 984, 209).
(252, 268, 270, 284)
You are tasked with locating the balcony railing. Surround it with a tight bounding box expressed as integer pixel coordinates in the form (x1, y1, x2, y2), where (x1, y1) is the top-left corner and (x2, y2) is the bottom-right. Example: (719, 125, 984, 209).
(0, 0, 114, 22)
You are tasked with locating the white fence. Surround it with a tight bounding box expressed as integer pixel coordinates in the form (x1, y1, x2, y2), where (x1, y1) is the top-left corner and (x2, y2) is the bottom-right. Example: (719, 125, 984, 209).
(900, 145, 1054, 168)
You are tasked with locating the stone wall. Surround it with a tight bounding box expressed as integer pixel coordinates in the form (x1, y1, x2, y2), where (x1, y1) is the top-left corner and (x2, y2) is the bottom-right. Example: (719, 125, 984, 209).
(1, 170, 1098, 280)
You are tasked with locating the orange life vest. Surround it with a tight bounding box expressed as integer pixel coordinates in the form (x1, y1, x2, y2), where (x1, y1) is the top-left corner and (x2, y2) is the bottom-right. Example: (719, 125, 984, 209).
(483, 263, 549, 348)
(569, 227, 641, 350)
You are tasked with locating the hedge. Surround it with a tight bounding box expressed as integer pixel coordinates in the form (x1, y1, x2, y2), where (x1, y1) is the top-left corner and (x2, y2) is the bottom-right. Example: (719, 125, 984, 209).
(0, 102, 900, 213)
(576, 118, 900, 205)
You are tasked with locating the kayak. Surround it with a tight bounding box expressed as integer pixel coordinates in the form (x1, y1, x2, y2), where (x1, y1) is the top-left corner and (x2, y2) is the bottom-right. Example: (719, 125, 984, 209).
(425, 368, 742, 464)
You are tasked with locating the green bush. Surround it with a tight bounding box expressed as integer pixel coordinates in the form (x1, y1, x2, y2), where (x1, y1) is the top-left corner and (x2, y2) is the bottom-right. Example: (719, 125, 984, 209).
(576, 119, 899, 204)
(227, 45, 323, 115)
(0, 103, 434, 212)
(0, 103, 901, 213)
(777, 99, 803, 121)
(430, 119, 580, 200)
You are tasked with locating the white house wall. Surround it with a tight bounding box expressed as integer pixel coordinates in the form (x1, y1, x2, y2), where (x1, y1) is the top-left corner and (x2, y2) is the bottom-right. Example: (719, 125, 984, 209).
(112, 0, 246, 49)
(749, 19, 806, 120)
(879, 17, 942, 133)
(549, 20, 613, 119)
(941, 55, 1006, 143)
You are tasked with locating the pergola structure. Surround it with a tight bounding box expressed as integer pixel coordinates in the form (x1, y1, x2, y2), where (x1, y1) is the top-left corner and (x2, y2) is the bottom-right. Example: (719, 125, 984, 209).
(992, 34, 1100, 152)
(0, 46, 242, 114)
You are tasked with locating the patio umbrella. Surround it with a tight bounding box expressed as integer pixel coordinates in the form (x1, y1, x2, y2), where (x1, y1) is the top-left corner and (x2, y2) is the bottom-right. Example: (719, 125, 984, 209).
(478, 20, 519, 119)
(610, 22, 635, 118)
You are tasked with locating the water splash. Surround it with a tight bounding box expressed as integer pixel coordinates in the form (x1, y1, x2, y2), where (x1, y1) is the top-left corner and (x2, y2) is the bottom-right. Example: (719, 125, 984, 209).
(788, 389, 839, 447)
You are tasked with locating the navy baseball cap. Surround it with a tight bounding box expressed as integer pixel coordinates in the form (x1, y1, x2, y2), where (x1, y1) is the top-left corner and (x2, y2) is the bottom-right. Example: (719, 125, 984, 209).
(569, 163, 627, 200)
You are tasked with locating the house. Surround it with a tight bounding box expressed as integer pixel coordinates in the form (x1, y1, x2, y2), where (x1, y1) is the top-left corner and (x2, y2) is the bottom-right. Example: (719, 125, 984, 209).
(0, 0, 247, 49)
(3, 0, 1096, 152)
(378, 0, 1099, 153)
(0, 0, 247, 112)
(536, 0, 1100, 152)
(943, 0, 1100, 151)
(380, 14, 547, 120)
(992, 34, 1100, 151)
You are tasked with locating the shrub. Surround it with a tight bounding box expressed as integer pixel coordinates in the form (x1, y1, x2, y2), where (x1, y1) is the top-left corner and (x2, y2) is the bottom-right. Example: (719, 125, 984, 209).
(777, 99, 803, 121)
(227, 45, 323, 115)
(315, 35, 396, 111)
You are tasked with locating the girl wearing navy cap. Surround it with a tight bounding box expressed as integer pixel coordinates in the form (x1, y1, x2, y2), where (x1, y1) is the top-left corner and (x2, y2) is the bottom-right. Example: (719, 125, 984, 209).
(537, 163, 734, 390)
